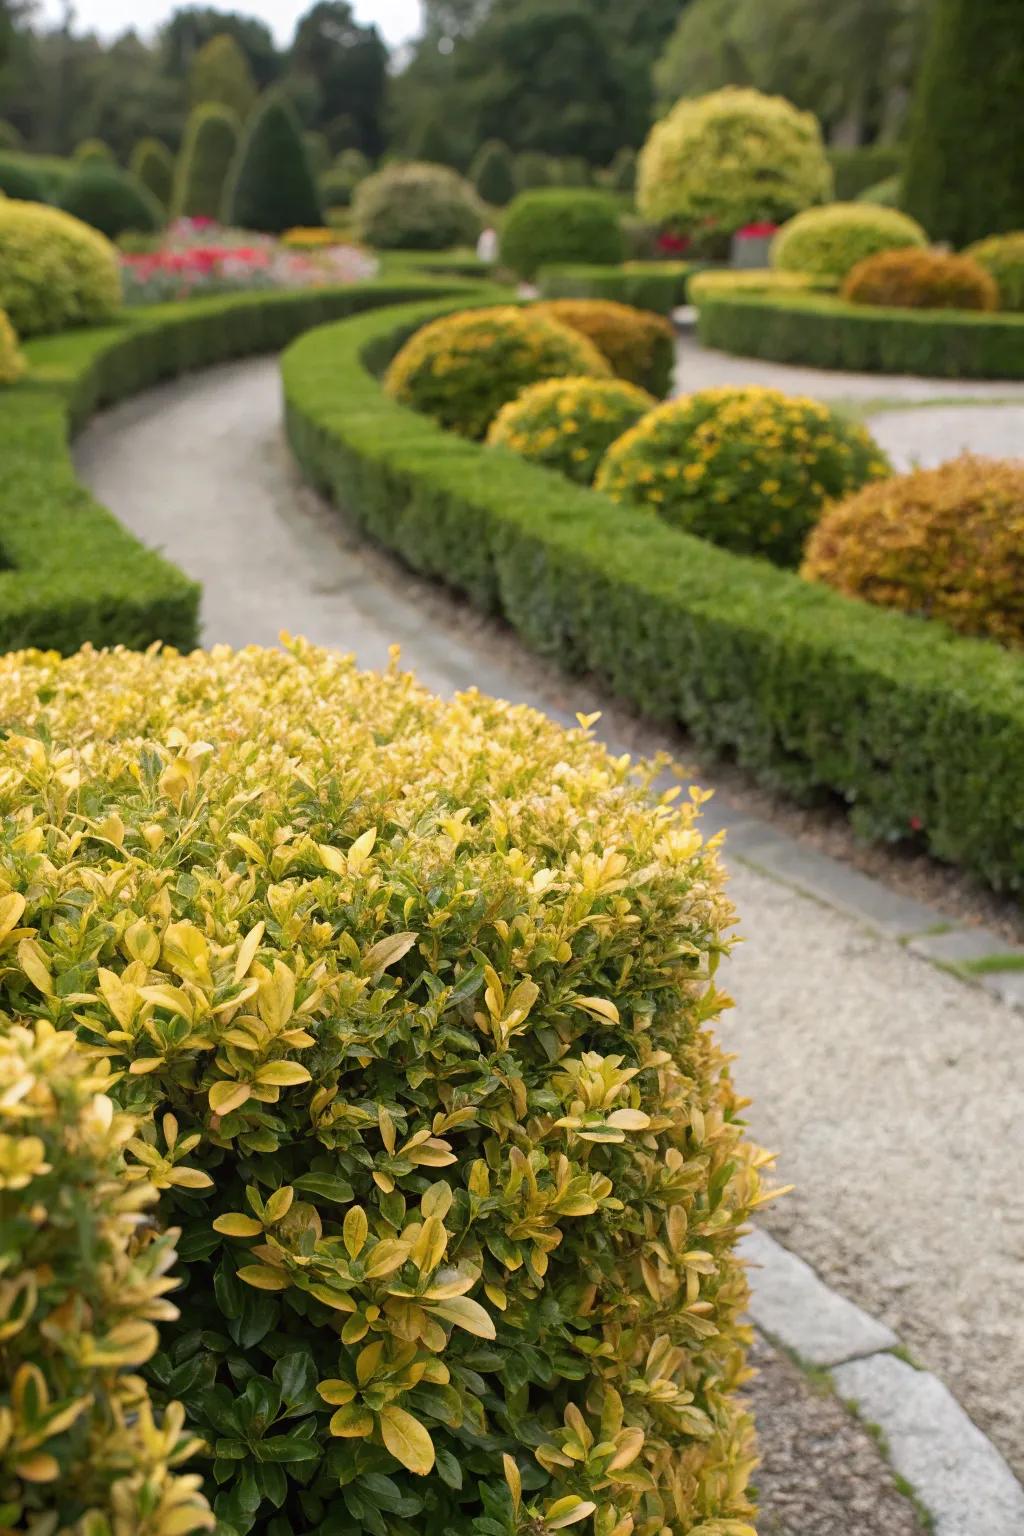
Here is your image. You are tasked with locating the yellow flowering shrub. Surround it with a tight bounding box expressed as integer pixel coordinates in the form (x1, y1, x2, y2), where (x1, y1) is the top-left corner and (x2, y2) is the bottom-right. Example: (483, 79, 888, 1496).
(802, 455, 1024, 644)
(0, 199, 122, 337)
(595, 386, 890, 566)
(533, 298, 676, 396)
(964, 231, 1024, 311)
(0, 638, 769, 1536)
(281, 226, 340, 249)
(384, 305, 610, 439)
(0, 305, 24, 383)
(841, 247, 998, 310)
(487, 375, 655, 485)
(771, 203, 927, 282)
(0, 1017, 213, 1536)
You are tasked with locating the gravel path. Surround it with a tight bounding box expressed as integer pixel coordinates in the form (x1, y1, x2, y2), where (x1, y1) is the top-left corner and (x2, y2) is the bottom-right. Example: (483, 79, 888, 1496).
(75, 359, 1024, 1490)
(865, 402, 1024, 469)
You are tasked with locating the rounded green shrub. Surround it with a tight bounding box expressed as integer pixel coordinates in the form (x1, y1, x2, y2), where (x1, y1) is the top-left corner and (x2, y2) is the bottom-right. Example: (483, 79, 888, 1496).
(59, 164, 163, 239)
(637, 87, 833, 238)
(771, 202, 928, 281)
(384, 304, 611, 439)
(469, 138, 516, 206)
(0, 638, 763, 1536)
(965, 231, 1024, 311)
(227, 93, 323, 234)
(174, 104, 240, 221)
(0, 157, 46, 202)
(353, 162, 484, 250)
(73, 136, 115, 167)
(0, 199, 122, 335)
(488, 374, 655, 484)
(500, 189, 625, 279)
(0, 306, 25, 383)
(130, 136, 175, 211)
(595, 384, 889, 565)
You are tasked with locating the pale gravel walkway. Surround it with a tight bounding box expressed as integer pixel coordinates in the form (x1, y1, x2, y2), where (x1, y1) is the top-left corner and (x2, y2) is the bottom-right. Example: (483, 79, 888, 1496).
(865, 403, 1024, 470)
(75, 359, 1024, 1485)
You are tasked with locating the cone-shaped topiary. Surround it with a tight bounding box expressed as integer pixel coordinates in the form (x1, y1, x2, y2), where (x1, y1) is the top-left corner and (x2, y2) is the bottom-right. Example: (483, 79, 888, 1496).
(902, 0, 1024, 246)
(73, 136, 115, 166)
(189, 31, 257, 122)
(226, 92, 323, 234)
(174, 104, 240, 221)
(130, 136, 175, 211)
(58, 164, 163, 239)
(469, 138, 516, 206)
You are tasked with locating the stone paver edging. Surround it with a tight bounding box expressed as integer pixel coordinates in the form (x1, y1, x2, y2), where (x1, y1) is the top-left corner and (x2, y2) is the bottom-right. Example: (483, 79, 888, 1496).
(745, 1228, 1024, 1536)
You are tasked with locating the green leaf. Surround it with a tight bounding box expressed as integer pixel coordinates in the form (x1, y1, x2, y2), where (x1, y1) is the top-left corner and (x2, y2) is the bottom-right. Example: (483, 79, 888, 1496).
(434, 1446, 463, 1489)
(292, 1173, 355, 1204)
(273, 1350, 319, 1413)
(257, 1433, 321, 1464)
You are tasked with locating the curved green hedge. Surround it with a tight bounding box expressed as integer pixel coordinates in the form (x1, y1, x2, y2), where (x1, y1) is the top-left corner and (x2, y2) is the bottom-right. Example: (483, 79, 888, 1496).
(537, 261, 691, 315)
(282, 298, 1024, 892)
(694, 289, 1024, 377)
(3, 278, 486, 654)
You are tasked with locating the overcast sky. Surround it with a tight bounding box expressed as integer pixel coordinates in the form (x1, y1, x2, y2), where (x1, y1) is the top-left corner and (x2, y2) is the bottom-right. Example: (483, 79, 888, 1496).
(37, 0, 423, 48)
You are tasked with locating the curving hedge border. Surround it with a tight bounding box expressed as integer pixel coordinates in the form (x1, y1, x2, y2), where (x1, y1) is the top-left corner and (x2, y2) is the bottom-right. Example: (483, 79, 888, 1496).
(695, 289, 1024, 377)
(2, 278, 488, 654)
(537, 261, 692, 315)
(282, 298, 1024, 892)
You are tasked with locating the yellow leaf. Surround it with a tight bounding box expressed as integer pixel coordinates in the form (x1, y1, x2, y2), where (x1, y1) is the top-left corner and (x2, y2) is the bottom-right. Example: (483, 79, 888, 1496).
(605, 1109, 651, 1132)
(17, 938, 53, 997)
(167, 1166, 215, 1190)
(209, 1081, 252, 1117)
(428, 1294, 495, 1339)
(255, 1060, 312, 1088)
(0, 890, 26, 942)
(129, 1057, 165, 1075)
(213, 1213, 263, 1238)
(264, 1186, 294, 1224)
(546, 1497, 597, 1530)
(573, 996, 619, 1025)
(361, 931, 418, 978)
(379, 1405, 435, 1476)
(502, 1453, 522, 1512)
(343, 1205, 368, 1260)
(15, 1453, 60, 1483)
(317, 842, 347, 875)
(362, 1239, 409, 1279)
(347, 826, 376, 873)
(307, 1284, 356, 1313)
(233, 921, 266, 983)
(237, 1265, 290, 1291)
(329, 1403, 374, 1438)
(318, 1379, 357, 1406)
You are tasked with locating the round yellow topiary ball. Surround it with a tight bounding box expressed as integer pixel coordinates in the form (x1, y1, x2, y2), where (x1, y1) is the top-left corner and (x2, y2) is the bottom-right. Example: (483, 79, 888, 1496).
(0, 199, 122, 336)
(384, 305, 611, 440)
(771, 202, 927, 282)
(802, 455, 1024, 644)
(487, 375, 656, 485)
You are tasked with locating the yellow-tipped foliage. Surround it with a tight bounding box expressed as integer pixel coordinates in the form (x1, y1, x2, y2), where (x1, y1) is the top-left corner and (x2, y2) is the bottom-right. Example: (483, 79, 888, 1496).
(533, 298, 676, 396)
(0, 639, 767, 1536)
(488, 374, 654, 485)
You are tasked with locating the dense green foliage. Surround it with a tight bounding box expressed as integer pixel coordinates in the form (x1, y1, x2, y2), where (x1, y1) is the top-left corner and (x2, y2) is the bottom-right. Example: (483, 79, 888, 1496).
(189, 30, 258, 120)
(174, 104, 240, 220)
(966, 232, 1024, 311)
(500, 189, 624, 278)
(841, 248, 998, 310)
(384, 303, 610, 438)
(594, 386, 888, 566)
(488, 373, 654, 483)
(58, 164, 163, 238)
(0, 636, 761, 1536)
(0, 200, 121, 336)
(537, 262, 690, 316)
(828, 145, 905, 200)
(804, 455, 1024, 645)
(283, 295, 1024, 891)
(694, 289, 1024, 377)
(771, 203, 927, 280)
(903, 0, 1024, 244)
(638, 87, 833, 239)
(0, 154, 44, 199)
(353, 162, 484, 250)
(130, 136, 175, 210)
(469, 138, 516, 205)
(227, 93, 323, 234)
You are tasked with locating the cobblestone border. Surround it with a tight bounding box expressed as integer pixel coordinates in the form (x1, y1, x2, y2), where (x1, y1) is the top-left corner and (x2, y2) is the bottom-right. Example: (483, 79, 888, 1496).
(743, 1228, 1024, 1535)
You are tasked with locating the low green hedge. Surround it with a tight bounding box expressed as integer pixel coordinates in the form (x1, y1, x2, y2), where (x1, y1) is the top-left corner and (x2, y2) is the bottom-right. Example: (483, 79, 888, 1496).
(3, 278, 486, 654)
(282, 298, 1024, 891)
(537, 261, 691, 315)
(695, 290, 1024, 377)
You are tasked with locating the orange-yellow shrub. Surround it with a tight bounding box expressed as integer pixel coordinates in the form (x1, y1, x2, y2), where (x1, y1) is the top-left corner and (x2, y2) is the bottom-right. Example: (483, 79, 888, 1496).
(841, 247, 998, 310)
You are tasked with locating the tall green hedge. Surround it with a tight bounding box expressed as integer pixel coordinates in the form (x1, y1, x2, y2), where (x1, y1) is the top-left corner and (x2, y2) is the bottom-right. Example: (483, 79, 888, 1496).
(174, 104, 240, 220)
(903, 0, 1024, 244)
(226, 93, 323, 233)
(469, 138, 516, 205)
(130, 136, 175, 211)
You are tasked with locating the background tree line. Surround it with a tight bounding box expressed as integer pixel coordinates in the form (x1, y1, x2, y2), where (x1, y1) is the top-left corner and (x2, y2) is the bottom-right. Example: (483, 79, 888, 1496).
(0, 0, 931, 169)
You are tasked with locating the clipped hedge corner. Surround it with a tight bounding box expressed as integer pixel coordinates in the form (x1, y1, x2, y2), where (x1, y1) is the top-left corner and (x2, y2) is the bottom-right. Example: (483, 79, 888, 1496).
(0, 637, 764, 1536)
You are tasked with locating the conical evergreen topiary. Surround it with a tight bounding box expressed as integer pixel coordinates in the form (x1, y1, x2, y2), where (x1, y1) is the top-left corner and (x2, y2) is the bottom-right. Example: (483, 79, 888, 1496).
(469, 139, 516, 205)
(902, 0, 1024, 244)
(189, 32, 257, 122)
(226, 92, 323, 233)
(174, 104, 240, 220)
(130, 137, 174, 211)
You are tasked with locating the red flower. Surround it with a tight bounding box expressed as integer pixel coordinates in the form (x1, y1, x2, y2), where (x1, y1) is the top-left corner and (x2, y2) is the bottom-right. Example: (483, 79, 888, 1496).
(736, 221, 778, 238)
(909, 815, 923, 832)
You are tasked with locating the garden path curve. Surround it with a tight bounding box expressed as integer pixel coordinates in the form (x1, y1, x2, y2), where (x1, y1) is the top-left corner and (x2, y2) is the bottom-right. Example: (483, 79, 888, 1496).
(76, 358, 1024, 1498)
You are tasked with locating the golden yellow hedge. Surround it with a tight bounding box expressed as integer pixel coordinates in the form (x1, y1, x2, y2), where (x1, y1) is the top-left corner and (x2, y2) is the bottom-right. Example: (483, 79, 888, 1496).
(0, 639, 769, 1536)
(802, 454, 1024, 644)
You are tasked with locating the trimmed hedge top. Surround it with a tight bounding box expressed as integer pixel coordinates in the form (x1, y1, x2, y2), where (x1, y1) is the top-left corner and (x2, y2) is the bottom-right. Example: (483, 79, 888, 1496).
(0, 636, 763, 1536)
